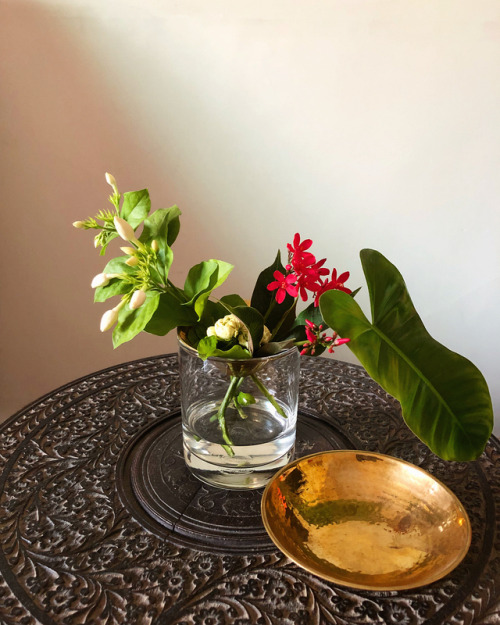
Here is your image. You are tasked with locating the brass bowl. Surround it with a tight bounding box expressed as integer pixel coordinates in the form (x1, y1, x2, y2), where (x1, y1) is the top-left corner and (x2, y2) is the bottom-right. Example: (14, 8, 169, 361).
(261, 450, 471, 590)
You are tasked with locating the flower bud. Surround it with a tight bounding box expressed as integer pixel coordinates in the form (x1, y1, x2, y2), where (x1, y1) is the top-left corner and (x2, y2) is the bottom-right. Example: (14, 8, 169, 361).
(130, 290, 147, 310)
(125, 256, 139, 267)
(114, 216, 138, 243)
(100, 308, 119, 332)
(105, 172, 118, 191)
(151, 240, 159, 252)
(72, 220, 86, 229)
(94, 237, 100, 248)
(207, 326, 216, 337)
(91, 273, 110, 288)
(120, 246, 136, 256)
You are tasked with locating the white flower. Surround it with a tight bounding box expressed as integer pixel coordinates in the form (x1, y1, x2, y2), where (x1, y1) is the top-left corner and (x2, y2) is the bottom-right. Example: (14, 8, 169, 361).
(261, 325, 271, 345)
(72, 220, 86, 229)
(114, 216, 138, 243)
(130, 290, 147, 310)
(207, 326, 216, 337)
(213, 314, 243, 342)
(91, 273, 110, 288)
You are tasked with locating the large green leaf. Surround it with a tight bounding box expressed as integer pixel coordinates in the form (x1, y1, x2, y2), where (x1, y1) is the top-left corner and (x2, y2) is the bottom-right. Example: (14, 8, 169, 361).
(319, 249, 493, 461)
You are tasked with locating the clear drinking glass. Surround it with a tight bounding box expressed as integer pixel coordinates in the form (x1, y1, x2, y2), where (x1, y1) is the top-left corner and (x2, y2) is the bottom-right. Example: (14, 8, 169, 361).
(179, 339, 300, 490)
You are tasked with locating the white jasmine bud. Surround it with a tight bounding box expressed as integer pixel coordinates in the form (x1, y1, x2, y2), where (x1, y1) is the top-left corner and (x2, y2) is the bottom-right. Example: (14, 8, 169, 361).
(114, 216, 138, 243)
(261, 325, 272, 345)
(151, 240, 159, 252)
(105, 172, 118, 192)
(130, 290, 147, 310)
(94, 237, 100, 248)
(100, 307, 117, 332)
(99, 301, 124, 332)
(73, 220, 86, 229)
(207, 326, 216, 337)
(91, 273, 110, 288)
(120, 246, 136, 256)
(125, 256, 139, 267)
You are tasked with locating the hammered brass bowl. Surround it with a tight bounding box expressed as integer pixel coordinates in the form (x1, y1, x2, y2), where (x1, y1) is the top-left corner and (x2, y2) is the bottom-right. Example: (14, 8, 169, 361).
(261, 450, 471, 590)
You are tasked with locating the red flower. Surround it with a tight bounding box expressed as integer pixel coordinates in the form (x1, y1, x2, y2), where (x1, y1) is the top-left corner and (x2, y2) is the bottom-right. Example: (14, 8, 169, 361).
(314, 268, 351, 307)
(287, 233, 313, 259)
(267, 270, 298, 304)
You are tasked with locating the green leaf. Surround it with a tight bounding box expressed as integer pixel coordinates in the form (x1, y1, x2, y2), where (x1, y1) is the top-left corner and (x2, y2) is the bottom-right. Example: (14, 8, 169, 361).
(236, 392, 256, 406)
(319, 249, 493, 461)
(139, 206, 181, 247)
(121, 189, 151, 229)
(250, 251, 297, 339)
(256, 339, 296, 357)
(220, 294, 248, 308)
(184, 259, 233, 319)
(112, 291, 160, 348)
(94, 257, 134, 303)
(144, 289, 197, 336)
(197, 336, 251, 361)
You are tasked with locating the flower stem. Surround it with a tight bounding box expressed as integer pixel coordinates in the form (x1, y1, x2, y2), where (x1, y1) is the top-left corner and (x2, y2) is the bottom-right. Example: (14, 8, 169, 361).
(214, 375, 243, 456)
(250, 374, 287, 418)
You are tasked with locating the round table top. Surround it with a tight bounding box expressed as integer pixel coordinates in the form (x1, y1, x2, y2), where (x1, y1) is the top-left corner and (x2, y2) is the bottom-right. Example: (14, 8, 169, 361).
(0, 354, 498, 625)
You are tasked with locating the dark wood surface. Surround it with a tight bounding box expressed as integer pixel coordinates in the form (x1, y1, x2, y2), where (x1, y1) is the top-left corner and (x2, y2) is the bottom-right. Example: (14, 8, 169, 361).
(0, 354, 498, 624)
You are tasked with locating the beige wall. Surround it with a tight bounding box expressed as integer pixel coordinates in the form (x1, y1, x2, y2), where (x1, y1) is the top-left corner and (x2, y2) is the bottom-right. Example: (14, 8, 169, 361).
(1, 0, 499, 434)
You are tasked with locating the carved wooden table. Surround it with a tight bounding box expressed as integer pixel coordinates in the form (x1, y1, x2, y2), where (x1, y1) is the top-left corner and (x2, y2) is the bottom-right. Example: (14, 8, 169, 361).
(0, 355, 498, 624)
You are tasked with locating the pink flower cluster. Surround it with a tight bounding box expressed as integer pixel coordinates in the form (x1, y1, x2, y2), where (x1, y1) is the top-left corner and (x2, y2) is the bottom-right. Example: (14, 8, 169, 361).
(301, 320, 350, 356)
(267, 233, 351, 306)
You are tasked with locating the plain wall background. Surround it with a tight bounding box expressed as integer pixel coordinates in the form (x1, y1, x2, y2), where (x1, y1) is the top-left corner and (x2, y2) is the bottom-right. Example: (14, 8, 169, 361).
(1, 0, 499, 436)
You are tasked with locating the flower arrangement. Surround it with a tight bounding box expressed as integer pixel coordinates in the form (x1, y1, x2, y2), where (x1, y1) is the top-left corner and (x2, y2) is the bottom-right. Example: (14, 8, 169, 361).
(74, 174, 493, 463)
(73, 174, 354, 360)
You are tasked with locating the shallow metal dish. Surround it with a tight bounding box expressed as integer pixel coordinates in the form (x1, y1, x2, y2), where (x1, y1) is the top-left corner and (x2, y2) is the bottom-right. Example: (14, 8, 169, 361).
(261, 450, 471, 590)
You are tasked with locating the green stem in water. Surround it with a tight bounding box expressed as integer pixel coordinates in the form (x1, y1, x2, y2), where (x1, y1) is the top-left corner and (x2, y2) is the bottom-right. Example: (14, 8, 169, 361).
(250, 374, 287, 418)
(232, 399, 248, 420)
(213, 375, 242, 456)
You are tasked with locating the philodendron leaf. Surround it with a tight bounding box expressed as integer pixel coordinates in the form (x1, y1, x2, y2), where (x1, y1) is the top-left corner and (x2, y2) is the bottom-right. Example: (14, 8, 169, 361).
(319, 249, 493, 461)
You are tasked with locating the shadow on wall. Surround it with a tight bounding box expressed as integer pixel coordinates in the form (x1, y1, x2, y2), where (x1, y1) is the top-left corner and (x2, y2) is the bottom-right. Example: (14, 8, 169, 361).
(0, 1, 198, 420)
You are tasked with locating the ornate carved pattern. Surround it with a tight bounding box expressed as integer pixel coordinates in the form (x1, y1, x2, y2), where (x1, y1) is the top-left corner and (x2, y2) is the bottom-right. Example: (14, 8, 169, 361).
(0, 354, 498, 624)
